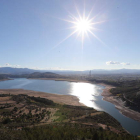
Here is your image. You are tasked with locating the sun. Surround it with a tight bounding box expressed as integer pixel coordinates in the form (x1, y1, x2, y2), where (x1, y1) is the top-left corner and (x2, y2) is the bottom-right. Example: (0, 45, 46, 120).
(50, 4, 107, 52)
(74, 18, 92, 34)
(67, 9, 102, 42)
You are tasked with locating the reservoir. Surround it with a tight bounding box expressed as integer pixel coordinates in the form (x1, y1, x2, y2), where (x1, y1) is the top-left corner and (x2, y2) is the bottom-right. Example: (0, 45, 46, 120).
(0, 78, 140, 135)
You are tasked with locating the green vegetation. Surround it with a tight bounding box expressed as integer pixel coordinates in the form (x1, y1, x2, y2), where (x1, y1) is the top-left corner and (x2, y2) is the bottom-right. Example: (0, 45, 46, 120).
(0, 123, 139, 140)
(0, 93, 138, 139)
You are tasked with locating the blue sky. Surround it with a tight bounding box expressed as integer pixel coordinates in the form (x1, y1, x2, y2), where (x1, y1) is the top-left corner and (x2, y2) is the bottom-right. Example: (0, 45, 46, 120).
(0, 0, 140, 70)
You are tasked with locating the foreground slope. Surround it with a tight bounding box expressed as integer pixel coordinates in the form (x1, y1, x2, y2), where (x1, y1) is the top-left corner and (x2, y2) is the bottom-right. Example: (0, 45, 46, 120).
(0, 89, 139, 140)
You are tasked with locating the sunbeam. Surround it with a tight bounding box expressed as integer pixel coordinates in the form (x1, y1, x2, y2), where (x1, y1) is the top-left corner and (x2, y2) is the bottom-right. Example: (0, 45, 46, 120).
(46, 30, 78, 54)
(88, 30, 107, 47)
(45, 2, 108, 57)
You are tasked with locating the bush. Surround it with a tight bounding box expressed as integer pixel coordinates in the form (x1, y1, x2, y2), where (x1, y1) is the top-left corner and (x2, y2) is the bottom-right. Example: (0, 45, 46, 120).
(2, 118, 11, 124)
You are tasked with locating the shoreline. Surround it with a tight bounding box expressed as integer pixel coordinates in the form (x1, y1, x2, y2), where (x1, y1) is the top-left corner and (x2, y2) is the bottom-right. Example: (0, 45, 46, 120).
(0, 89, 85, 107)
(32, 78, 140, 122)
(0, 79, 10, 82)
(1, 78, 140, 122)
(100, 83, 140, 122)
(28, 78, 89, 83)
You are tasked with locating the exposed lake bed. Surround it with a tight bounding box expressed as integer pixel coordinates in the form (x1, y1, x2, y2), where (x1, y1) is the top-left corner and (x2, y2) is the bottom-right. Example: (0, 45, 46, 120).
(101, 84, 140, 122)
(0, 89, 84, 107)
(0, 78, 140, 135)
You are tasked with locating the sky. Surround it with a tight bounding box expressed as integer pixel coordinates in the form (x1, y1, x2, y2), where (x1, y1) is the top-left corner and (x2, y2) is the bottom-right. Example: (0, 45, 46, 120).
(0, 0, 140, 70)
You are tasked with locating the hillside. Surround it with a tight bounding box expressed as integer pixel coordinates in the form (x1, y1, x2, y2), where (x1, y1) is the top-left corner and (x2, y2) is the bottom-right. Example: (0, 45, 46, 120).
(0, 72, 66, 79)
(110, 80, 140, 112)
(0, 74, 8, 81)
(0, 90, 138, 140)
(89, 75, 140, 113)
(27, 72, 64, 79)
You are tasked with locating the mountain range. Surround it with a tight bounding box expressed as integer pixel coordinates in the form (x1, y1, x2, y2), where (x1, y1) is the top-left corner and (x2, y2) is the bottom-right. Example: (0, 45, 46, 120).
(1, 67, 140, 75)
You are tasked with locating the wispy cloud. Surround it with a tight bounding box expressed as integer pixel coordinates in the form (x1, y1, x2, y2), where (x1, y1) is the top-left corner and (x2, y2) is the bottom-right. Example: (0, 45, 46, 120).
(14, 65, 20, 67)
(120, 62, 130, 65)
(106, 61, 130, 65)
(5, 63, 11, 66)
(106, 61, 120, 65)
(3, 64, 21, 68)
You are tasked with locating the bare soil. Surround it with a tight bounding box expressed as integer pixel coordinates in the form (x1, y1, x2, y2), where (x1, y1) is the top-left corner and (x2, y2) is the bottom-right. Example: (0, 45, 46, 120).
(0, 89, 84, 106)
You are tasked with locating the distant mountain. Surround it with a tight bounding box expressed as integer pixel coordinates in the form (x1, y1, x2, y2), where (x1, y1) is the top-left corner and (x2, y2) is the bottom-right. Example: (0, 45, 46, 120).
(88, 69, 140, 74)
(0, 67, 38, 75)
(1, 67, 140, 75)
(48, 69, 140, 75)
(28, 72, 63, 78)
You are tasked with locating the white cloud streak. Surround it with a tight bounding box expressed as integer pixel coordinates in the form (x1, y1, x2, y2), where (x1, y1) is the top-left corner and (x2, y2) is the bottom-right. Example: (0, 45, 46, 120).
(106, 61, 130, 65)
(120, 62, 130, 65)
(5, 63, 10, 66)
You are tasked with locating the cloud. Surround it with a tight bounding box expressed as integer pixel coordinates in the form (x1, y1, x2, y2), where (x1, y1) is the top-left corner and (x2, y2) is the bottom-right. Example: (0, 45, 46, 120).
(120, 62, 130, 65)
(15, 65, 20, 67)
(4, 64, 22, 68)
(5, 63, 11, 66)
(106, 61, 130, 65)
(106, 61, 120, 65)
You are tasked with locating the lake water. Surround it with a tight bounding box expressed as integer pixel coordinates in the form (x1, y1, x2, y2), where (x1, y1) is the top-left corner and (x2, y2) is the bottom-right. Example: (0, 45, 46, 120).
(0, 78, 140, 135)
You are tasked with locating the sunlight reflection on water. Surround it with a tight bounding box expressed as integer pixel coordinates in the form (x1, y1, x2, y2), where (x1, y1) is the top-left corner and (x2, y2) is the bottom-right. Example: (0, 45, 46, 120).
(69, 82, 103, 110)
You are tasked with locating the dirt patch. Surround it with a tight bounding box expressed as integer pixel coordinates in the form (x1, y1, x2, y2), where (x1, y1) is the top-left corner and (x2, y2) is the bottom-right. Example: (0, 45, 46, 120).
(0, 89, 84, 106)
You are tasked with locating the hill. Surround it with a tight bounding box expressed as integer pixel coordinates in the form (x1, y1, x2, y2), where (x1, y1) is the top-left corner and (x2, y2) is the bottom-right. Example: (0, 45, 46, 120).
(0, 74, 9, 81)
(0, 89, 138, 140)
(27, 72, 64, 79)
(89, 75, 140, 114)
(1, 67, 140, 76)
(0, 67, 37, 75)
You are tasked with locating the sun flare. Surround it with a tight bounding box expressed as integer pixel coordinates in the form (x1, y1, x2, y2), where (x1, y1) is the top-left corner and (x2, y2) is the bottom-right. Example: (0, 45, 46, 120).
(74, 18, 92, 33)
(50, 4, 107, 52)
